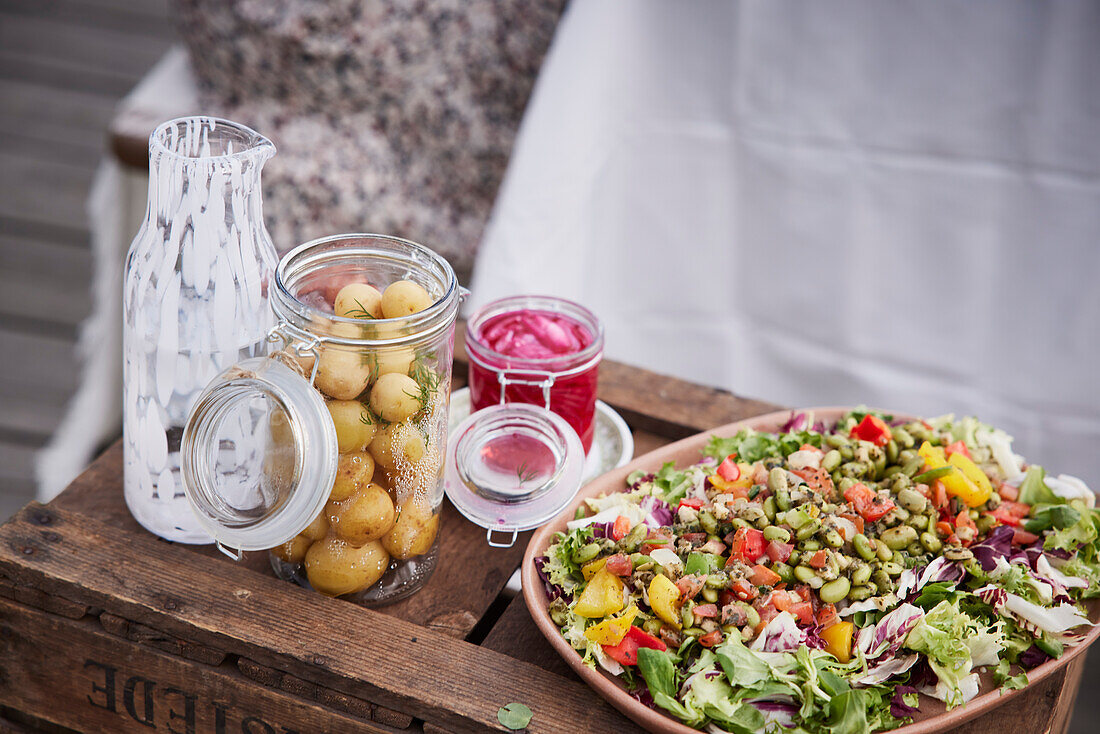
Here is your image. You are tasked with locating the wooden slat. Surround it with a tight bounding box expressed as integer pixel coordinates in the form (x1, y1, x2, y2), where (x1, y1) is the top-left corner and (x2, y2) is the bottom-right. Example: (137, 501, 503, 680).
(0, 78, 116, 154)
(0, 328, 79, 397)
(49, 443, 528, 642)
(0, 393, 67, 441)
(0, 51, 139, 97)
(0, 503, 637, 734)
(0, 0, 172, 38)
(482, 595, 580, 684)
(0, 152, 92, 231)
(0, 13, 170, 80)
(0, 234, 93, 330)
(0, 599, 397, 734)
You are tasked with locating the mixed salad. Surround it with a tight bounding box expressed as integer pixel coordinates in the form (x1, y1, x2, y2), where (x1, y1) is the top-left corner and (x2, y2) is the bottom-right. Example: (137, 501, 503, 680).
(536, 410, 1099, 733)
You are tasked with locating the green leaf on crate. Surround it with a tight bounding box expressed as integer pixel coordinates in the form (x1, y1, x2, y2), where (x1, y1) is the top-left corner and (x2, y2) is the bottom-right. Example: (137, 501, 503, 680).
(497, 702, 533, 730)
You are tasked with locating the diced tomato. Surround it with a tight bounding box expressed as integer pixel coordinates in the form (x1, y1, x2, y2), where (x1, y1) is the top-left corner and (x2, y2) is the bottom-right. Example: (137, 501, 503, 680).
(764, 540, 794, 564)
(748, 564, 782, 587)
(755, 604, 778, 627)
(729, 527, 767, 564)
(944, 440, 971, 459)
(692, 603, 719, 619)
(602, 625, 666, 665)
(956, 509, 976, 532)
(936, 521, 954, 537)
(807, 550, 829, 569)
(769, 591, 793, 612)
(790, 601, 815, 626)
(675, 575, 705, 601)
(843, 483, 896, 522)
(817, 603, 839, 629)
(611, 515, 631, 541)
(793, 467, 836, 497)
(799, 443, 824, 454)
(604, 554, 633, 576)
(602, 634, 639, 666)
(641, 530, 673, 554)
(718, 589, 736, 608)
(678, 498, 704, 510)
(989, 507, 1022, 527)
(681, 532, 708, 545)
(1001, 501, 1031, 518)
(731, 578, 759, 601)
(850, 414, 893, 447)
(794, 585, 812, 602)
(1013, 528, 1040, 546)
(717, 456, 741, 482)
(932, 481, 949, 512)
(955, 510, 977, 546)
(840, 512, 865, 536)
(698, 629, 724, 648)
(999, 483, 1020, 501)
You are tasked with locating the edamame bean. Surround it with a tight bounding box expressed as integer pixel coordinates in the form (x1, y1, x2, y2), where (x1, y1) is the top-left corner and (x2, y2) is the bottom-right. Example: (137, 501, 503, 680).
(840, 445, 855, 461)
(908, 514, 928, 531)
(699, 511, 718, 535)
(882, 561, 904, 577)
(787, 550, 801, 566)
(920, 532, 942, 553)
(793, 565, 817, 583)
(892, 473, 912, 491)
(575, 542, 601, 563)
(820, 577, 851, 604)
(822, 450, 842, 472)
(705, 573, 729, 589)
(840, 461, 869, 478)
(796, 520, 822, 541)
(872, 569, 892, 590)
(682, 605, 695, 630)
(881, 525, 918, 550)
(773, 562, 794, 583)
(976, 515, 997, 534)
(851, 563, 872, 586)
(702, 587, 719, 603)
(876, 539, 893, 562)
(800, 539, 823, 552)
(643, 618, 663, 635)
(849, 584, 874, 601)
(768, 467, 788, 494)
(907, 541, 924, 556)
(775, 487, 792, 511)
(824, 529, 845, 548)
(763, 496, 777, 523)
(853, 534, 876, 561)
(902, 457, 924, 478)
(763, 526, 791, 543)
(825, 434, 848, 449)
(883, 465, 905, 478)
(897, 488, 928, 514)
(886, 440, 899, 464)
(894, 427, 915, 448)
(838, 477, 857, 493)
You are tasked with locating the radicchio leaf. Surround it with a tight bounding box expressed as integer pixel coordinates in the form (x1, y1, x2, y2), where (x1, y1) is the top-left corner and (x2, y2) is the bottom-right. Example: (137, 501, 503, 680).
(890, 685, 920, 718)
(970, 525, 1016, 572)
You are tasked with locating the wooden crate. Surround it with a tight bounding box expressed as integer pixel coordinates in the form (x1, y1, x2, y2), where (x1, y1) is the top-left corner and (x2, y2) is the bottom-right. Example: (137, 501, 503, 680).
(0, 339, 1085, 733)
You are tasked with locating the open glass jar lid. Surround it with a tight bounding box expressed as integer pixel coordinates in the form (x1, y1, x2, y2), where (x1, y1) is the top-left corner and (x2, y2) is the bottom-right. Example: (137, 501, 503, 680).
(181, 356, 338, 555)
(444, 399, 586, 549)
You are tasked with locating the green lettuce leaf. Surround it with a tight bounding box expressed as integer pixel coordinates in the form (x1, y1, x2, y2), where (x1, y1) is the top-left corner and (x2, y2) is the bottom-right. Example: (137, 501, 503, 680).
(1018, 465, 1057, 506)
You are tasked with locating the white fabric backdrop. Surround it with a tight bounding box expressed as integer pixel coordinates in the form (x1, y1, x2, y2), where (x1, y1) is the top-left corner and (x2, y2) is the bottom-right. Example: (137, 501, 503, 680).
(469, 0, 1100, 483)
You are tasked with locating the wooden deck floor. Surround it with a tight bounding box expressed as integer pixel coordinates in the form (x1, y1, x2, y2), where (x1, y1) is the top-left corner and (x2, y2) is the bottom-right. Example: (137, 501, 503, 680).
(0, 0, 175, 518)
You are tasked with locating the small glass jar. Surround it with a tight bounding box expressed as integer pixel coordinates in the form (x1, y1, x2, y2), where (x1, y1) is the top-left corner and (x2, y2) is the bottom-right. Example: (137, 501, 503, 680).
(466, 296, 604, 453)
(182, 234, 461, 605)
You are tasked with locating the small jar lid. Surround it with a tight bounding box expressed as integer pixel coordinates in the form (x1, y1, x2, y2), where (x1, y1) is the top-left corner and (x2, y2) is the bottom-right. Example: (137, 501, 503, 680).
(181, 357, 337, 554)
(445, 403, 585, 548)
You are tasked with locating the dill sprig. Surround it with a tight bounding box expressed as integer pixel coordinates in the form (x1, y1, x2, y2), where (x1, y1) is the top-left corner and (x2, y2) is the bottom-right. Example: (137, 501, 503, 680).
(345, 298, 377, 319)
(516, 461, 539, 484)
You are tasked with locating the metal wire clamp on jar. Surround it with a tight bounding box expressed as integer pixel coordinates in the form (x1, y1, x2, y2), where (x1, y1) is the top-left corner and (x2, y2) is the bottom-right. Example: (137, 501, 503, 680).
(182, 234, 462, 605)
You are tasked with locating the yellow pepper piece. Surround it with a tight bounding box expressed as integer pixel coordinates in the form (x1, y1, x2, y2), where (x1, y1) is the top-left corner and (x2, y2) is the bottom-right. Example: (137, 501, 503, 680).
(574, 568, 625, 618)
(920, 441, 986, 506)
(584, 605, 639, 645)
(648, 574, 682, 629)
(947, 453, 993, 507)
(581, 556, 609, 581)
(918, 441, 947, 468)
(820, 621, 854, 663)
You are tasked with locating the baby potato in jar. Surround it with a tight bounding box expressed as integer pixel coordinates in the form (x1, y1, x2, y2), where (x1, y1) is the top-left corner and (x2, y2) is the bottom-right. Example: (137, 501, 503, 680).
(301, 511, 329, 542)
(330, 451, 375, 501)
(382, 495, 439, 559)
(369, 422, 426, 472)
(270, 534, 312, 564)
(327, 482, 396, 546)
(334, 282, 383, 320)
(314, 322, 372, 399)
(305, 536, 390, 597)
(373, 347, 414, 378)
(381, 280, 433, 318)
(327, 400, 375, 453)
(369, 373, 422, 423)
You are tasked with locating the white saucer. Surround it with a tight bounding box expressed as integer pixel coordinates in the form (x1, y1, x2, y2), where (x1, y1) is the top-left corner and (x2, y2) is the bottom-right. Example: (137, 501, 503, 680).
(447, 388, 634, 485)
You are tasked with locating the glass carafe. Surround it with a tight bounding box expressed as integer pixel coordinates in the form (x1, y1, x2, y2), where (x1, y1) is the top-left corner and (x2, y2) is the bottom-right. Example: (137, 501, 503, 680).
(123, 117, 278, 543)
